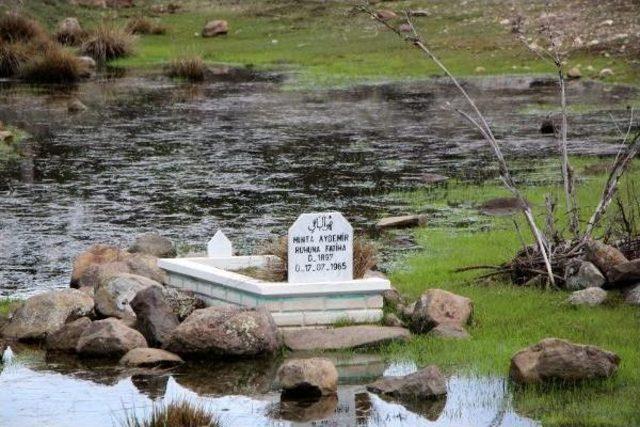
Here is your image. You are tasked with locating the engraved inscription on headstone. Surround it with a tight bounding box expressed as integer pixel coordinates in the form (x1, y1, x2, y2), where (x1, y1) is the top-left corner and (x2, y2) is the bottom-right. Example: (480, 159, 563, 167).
(288, 212, 353, 284)
(208, 230, 233, 257)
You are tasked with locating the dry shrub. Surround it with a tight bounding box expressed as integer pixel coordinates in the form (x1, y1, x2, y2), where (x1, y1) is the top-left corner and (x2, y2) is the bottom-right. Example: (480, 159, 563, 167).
(81, 24, 135, 62)
(259, 235, 378, 281)
(123, 400, 219, 427)
(0, 41, 29, 77)
(125, 17, 167, 35)
(0, 13, 47, 43)
(166, 56, 206, 82)
(19, 45, 88, 84)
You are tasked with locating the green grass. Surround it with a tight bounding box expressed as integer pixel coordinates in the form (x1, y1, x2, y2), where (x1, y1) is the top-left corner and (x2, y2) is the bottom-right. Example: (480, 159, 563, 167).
(375, 158, 640, 425)
(8, 0, 639, 87)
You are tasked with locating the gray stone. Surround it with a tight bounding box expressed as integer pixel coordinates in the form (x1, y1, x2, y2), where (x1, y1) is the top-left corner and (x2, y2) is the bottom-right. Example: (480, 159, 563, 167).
(131, 286, 179, 347)
(367, 365, 447, 399)
(202, 20, 228, 37)
(411, 289, 473, 333)
(70, 244, 129, 288)
(164, 306, 279, 357)
(383, 313, 404, 328)
(564, 260, 606, 291)
(567, 287, 607, 306)
(283, 326, 410, 351)
(623, 283, 640, 306)
(276, 358, 338, 397)
(376, 215, 427, 230)
(68, 99, 88, 113)
(128, 232, 176, 258)
(429, 323, 470, 339)
(76, 318, 147, 358)
(585, 239, 628, 281)
(45, 317, 92, 352)
(608, 259, 640, 284)
(119, 348, 183, 368)
(94, 274, 161, 326)
(3, 290, 94, 341)
(162, 287, 206, 321)
(509, 338, 620, 384)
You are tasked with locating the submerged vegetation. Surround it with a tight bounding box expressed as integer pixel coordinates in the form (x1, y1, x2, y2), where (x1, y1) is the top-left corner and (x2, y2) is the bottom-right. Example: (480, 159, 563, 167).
(122, 400, 219, 427)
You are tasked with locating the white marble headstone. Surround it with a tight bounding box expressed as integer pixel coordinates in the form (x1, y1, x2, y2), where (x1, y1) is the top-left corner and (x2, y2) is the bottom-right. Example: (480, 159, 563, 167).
(288, 212, 353, 284)
(207, 230, 233, 257)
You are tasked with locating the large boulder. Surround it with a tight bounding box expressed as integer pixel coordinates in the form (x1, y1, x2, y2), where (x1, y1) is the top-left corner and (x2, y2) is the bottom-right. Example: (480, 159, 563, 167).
(45, 317, 92, 352)
(282, 326, 410, 351)
(376, 215, 427, 230)
(162, 287, 206, 321)
(164, 306, 279, 357)
(564, 260, 606, 290)
(75, 260, 130, 291)
(567, 288, 607, 306)
(126, 253, 167, 285)
(276, 358, 338, 398)
(94, 274, 161, 326)
(509, 338, 620, 385)
(70, 244, 129, 288)
(202, 20, 228, 37)
(76, 318, 147, 358)
(429, 323, 470, 339)
(128, 232, 176, 258)
(623, 283, 640, 306)
(2, 290, 94, 341)
(366, 365, 447, 400)
(131, 286, 179, 347)
(411, 289, 473, 333)
(585, 239, 628, 281)
(119, 348, 183, 368)
(608, 259, 640, 285)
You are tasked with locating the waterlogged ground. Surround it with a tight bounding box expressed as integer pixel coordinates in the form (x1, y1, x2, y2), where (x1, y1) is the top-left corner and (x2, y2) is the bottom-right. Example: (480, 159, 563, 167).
(1, 74, 637, 296)
(0, 348, 539, 427)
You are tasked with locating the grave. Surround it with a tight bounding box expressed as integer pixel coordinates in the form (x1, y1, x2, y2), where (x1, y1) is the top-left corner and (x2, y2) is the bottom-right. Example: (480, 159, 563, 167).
(158, 212, 391, 327)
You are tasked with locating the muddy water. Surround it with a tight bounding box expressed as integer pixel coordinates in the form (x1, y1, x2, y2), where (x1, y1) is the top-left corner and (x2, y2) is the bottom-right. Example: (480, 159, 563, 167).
(0, 75, 637, 296)
(0, 349, 538, 427)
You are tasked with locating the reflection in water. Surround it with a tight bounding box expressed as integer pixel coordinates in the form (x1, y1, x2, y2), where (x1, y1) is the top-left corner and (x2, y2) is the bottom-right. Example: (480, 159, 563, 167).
(0, 77, 636, 296)
(0, 352, 540, 427)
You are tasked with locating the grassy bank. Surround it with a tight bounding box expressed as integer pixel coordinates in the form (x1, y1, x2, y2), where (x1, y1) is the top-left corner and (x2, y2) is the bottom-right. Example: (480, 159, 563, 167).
(9, 0, 639, 87)
(379, 158, 640, 425)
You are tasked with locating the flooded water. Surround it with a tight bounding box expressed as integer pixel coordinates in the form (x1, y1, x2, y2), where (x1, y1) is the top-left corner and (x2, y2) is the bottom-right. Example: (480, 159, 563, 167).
(0, 348, 539, 427)
(0, 74, 637, 296)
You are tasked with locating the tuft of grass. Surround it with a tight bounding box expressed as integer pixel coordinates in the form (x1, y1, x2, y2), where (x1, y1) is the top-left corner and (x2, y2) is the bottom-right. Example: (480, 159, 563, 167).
(81, 24, 135, 62)
(19, 45, 87, 84)
(0, 13, 47, 43)
(125, 17, 167, 35)
(55, 20, 87, 46)
(122, 400, 219, 427)
(166, 55, 206, 82)
(0, 41, 30, 77)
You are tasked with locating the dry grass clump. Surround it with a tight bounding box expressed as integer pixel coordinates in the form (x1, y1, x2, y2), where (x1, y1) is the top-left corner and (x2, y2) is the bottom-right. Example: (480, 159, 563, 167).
(81, 24, 135, 62)
(259, 235, 378, 281)
(125, 17, 167, 35)
(19, 45, 88, 84)
(166, 55, 206, 82)
(0, 41, 29, 77)
(0, 13, 47, 43)
(123, 400, 219, 427)
(55, 22, 87, 46)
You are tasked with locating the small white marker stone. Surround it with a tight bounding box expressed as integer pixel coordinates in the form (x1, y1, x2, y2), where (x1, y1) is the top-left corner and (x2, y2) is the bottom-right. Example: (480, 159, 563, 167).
(207, 230, 233, 257)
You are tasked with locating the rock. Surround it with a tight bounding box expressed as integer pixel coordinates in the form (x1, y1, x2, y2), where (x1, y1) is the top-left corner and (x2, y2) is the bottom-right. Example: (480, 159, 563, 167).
(376, 214, 427, 230)
(567, 287, 607, 306)
(421, 173, 449, 184)
(283, 326, 410, 351)
(398, 23, 412, 33)
(162, 287, 206, 321)
(585, 239, 628, 281)
(106, 0, 134, 7)
(68, 99, 88, 113)
(129, 232, 176, 258)
(400, 301, 415, 319)
(45, 317, 92, 352)
(276, 358, 338, 398)
(474, 66, 486, 73)
(608, 259, 640, 284)
(119, 348, 183, 368)
(564, 260, 606, 290)
(131, 286, 179, 347)
(69, 0, 107, 7)
(409, 10, 430, 17)
(367, 365, 447, 399)
(57, 17, 83, 35)
(95, 274, 162, 326)
(0, 130, 14, 143)
(202, 20, 228, 37)
(429, 323, 470, 339)
(76, 261, 130, 290)
(164, 306, 279, 357)
(78, 56, 96, 69)
(76, 318, 147, 358)
(375, 10, 398, 20)
(411, 289, 473, 333)
(70, 244, 129, 288)
(125, 253, 167, 285)
(567, 67, 582, 79)
(509, 338, 620, 384)
(540, 118, 557, 134)
(276, 395, 338, 423)
(479, 197, 528, 216)
(622, 283, 640, 306)
(380, 286, 403, 307)
(383, 313, 404, 328)
(3, 290, 94, 341)
(599, 68, 614, 77)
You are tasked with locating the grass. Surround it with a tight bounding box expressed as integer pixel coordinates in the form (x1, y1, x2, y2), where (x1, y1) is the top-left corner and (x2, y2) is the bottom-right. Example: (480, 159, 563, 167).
(0, 298, 17, 317)
(0, 13, 47, 43)
(81, 24, 136, 62)
(125, 17, 167, 36)
(122, 400, 219, 427)
(165, 55, 206, 82)
(19, 45, 88, 83)
(375, 158, 640, 425)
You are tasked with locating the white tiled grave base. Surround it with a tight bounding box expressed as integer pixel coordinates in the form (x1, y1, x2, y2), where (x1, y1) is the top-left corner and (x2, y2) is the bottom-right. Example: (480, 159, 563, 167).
(158, 256, 390, 327)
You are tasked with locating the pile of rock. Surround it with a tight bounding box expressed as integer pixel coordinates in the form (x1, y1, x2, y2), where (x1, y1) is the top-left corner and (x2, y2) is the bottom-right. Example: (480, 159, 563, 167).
(0, 232, 281, 370)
